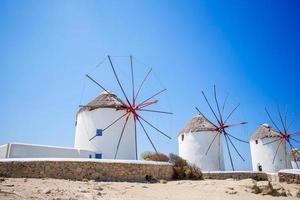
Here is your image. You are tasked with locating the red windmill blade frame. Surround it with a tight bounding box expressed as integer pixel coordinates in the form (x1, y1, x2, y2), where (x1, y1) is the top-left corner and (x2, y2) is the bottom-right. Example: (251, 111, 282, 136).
(197, 85, 248, 171)
(83, 55, 172, 160)
(264, 105, 300, 168)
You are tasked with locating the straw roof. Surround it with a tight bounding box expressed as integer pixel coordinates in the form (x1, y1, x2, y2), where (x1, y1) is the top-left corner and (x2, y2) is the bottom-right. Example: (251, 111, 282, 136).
(250, 124, 280, 140)
(78, 92, 125, 114)
(179, 113, 217, 135)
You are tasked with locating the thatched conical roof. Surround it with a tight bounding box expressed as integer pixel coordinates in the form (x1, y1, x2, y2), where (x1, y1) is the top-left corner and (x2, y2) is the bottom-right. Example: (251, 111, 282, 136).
(179, 113, 217, 135)
(78, 92, 125, 114)
(250, 123, 280, 141)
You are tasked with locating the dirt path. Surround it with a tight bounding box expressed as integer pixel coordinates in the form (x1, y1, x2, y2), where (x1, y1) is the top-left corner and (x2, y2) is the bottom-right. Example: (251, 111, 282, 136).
(0, 178, 299, 200)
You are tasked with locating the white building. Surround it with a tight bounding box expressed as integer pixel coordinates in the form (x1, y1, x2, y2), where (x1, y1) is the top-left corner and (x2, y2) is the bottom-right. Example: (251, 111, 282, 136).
(0, 143, 95, 159)
(250, 123, 291, 172)
(74, 92, 136, 160)
(178, 114, 225, 171)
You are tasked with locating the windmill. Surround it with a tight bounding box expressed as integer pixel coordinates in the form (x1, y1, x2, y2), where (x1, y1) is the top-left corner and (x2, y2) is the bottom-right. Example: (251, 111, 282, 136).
(196, 85, 248, 171)
(178, 111, 225, 171)
(74, 55, 172, 160)
(263, 105, 300, 169)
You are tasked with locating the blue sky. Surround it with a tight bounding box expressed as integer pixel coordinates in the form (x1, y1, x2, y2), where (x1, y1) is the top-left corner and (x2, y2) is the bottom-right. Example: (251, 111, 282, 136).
(1, 0, 300, 170)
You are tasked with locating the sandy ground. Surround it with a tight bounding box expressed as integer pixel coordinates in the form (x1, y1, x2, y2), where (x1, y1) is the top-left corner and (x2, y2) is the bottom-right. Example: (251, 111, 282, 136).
(0, 178, 300, 200)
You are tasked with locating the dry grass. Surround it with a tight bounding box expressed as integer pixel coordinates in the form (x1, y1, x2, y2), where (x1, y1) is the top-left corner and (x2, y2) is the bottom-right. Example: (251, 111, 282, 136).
(141, 152, 169, 162)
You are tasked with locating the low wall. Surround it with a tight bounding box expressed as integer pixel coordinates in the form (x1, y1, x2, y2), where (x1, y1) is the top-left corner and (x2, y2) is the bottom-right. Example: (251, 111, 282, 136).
(1, 159, 298, 183)
(0, 158, 174, 182)
(278, 170, 300, 184)
(202, 171, 269, 181)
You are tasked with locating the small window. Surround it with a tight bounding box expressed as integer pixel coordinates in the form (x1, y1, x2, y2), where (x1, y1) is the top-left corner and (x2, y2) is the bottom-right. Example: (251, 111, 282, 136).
(255, 140, 258, 144)
(95, 153, 102, 159)
(181, 134, 184, 141)
(89, 154, 92, 159)
(96, 129, 103, 136)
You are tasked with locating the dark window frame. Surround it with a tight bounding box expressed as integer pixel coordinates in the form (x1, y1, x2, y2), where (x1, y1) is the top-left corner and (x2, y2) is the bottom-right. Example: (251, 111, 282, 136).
(96, 129, 103, 136)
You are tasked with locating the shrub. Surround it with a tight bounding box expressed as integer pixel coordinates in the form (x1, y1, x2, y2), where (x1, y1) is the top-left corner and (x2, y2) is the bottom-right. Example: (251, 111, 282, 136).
(141, 151, 152, 161)
(169, 153, 187, 179)
(140, 152, 169, 162)
(150, 152, 169, 162)
(141, 152, 203, 180)
(169, 153, 203, 180)
(184, 164, 203, 180)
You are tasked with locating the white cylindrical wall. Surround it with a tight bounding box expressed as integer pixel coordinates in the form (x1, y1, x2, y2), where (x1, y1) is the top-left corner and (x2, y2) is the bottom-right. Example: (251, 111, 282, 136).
(250, 138, 291, 172)
(178, 131, 224, 171)
(0, 144, 8, 158)
(74, 108, 136, 160)
(291, 161, 300, 169)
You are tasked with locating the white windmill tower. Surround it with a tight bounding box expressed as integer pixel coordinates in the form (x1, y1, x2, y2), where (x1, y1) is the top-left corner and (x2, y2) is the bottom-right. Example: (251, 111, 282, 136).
(75, 55, 172, 160)
(250, 106, 300, 172)
(178, 86, 248, 171)
(249, 123, 290, 172)
(74, 91, 136, 159)
(178, 113, 225, 171)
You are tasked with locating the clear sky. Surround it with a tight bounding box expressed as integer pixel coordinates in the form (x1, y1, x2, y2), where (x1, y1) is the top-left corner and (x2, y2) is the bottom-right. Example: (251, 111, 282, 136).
(1, 0, 300, 170)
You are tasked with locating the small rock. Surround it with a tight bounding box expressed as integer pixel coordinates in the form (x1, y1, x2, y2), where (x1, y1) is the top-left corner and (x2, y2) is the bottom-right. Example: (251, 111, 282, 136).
(23, 178, 28, 182)
(244, 188, 251, 193)
(272, 184, 287, 197)
(3, 184, 14, 187)
(160, 180, 168, 184)
(80, 189, 89, 193)
(226, 190, 238, 195)
(97, 192, 102, 196)
(42, 189, 51, 194)
(287, 188, 300, 198)
(142, 186, 148, 188)
(250, 185, 260, 194)
(257, 181, 273, 195)
(0, 178, 6, 182)
(227, 187, 234, 190)
(94, 186, 103, 191)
